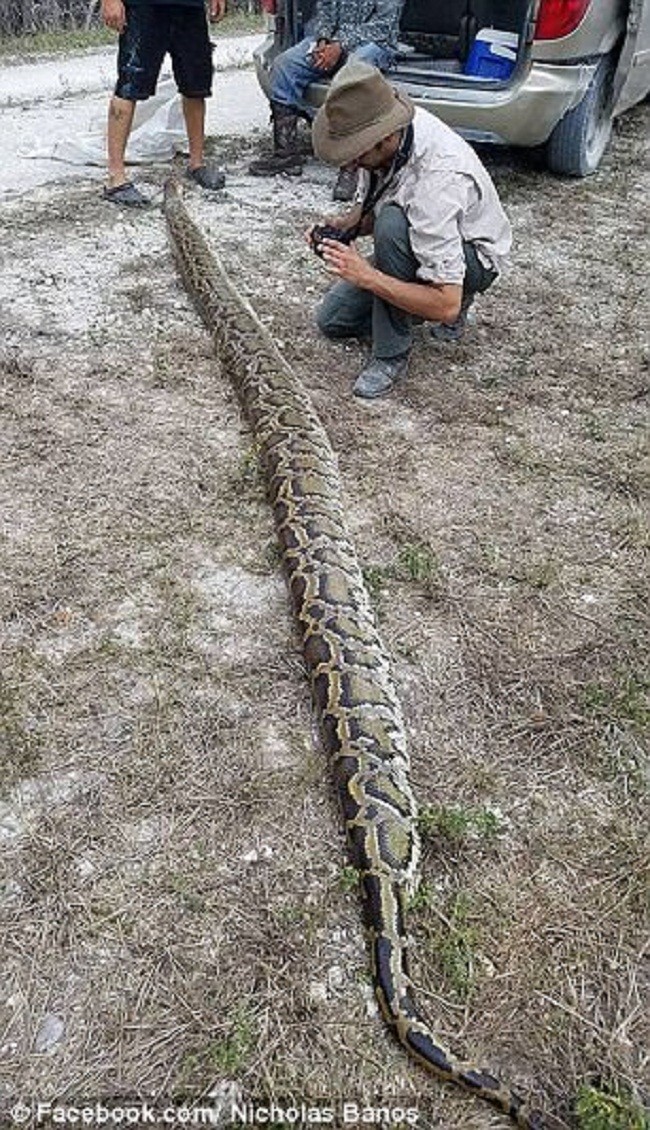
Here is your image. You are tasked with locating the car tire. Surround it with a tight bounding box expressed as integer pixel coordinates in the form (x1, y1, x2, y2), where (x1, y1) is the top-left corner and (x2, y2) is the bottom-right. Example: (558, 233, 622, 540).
(546, 54, 615, 177)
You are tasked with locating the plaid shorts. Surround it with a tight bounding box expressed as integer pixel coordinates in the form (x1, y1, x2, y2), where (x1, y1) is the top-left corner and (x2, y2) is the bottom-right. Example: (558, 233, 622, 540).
(115, 4, 213, 100)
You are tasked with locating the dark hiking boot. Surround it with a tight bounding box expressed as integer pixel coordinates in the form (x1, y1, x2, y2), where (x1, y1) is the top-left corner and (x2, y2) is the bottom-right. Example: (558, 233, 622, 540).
(249, 102, 303, 177)
(352, 353, 410, 399)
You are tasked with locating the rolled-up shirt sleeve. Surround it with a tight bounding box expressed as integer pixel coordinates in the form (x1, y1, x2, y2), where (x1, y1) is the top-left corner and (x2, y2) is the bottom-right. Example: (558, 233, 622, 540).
(403, 170, 474, 286)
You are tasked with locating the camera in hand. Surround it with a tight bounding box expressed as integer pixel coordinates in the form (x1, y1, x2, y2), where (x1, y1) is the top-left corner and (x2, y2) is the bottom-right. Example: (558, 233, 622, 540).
(310, 224, 357, 257)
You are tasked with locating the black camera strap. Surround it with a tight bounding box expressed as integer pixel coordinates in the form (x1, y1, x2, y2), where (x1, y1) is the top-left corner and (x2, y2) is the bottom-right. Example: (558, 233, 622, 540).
(348, 121, 414, 239)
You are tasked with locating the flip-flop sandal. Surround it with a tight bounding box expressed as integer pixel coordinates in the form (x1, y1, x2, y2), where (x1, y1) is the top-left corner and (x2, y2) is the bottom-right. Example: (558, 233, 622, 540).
(102, 181, 150, 208)
(186, 164, 226, 191)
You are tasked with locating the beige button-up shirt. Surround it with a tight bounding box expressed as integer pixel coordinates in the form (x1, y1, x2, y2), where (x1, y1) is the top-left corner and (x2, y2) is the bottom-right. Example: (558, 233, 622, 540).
(361, 107, 512, 285)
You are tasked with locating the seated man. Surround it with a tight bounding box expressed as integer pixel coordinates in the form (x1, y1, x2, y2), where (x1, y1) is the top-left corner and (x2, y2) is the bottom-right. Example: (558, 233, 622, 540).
(249, 0, 403, 199)
(310, 60, 512, 397)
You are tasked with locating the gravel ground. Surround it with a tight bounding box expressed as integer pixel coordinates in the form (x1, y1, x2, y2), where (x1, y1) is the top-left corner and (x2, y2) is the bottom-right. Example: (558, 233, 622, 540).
(0, 51, 648, 1130)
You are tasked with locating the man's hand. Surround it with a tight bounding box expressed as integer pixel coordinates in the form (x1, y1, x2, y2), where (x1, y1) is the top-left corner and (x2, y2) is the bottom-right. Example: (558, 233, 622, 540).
(101, 0, 126, 32)
(304, 204, 361, 248)
(209, 0, 226, 22)
(320, 239, 376, 288)
(312, 40, 343, 71)
(303, 203, 362, 246)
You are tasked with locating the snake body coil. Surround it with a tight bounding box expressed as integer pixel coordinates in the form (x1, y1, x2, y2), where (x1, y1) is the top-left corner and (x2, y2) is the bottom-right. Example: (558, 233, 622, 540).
(164, 182, 542, 1130)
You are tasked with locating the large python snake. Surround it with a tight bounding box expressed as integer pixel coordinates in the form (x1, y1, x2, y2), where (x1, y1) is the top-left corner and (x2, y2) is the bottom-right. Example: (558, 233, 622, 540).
(163, 180, 543, 1130)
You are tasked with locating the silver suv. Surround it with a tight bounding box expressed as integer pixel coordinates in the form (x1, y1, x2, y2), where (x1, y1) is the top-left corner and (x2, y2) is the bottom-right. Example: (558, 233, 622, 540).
(254, 0, 650, 175)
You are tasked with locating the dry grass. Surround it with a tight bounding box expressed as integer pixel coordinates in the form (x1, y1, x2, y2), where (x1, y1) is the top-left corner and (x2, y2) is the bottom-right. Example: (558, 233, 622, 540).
(0, 103, 648, 1130)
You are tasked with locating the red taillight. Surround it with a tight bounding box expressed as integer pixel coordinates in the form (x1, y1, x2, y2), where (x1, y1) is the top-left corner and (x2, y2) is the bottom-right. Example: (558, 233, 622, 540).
(536, 0, 590, 39)
(260, 0, 276, 12)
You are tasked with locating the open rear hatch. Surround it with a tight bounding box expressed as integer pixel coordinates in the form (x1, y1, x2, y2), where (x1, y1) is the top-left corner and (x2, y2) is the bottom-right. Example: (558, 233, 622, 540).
(394, 0, 536, 88)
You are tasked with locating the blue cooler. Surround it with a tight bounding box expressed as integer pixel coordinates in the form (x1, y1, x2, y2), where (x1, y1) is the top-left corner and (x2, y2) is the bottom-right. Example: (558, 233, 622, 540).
(464, 28, 518, 79)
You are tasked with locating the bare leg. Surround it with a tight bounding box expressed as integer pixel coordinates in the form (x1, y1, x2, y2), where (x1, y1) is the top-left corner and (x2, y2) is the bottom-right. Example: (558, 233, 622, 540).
(107, 95, 136, 187)
(182, 96, 205, 170)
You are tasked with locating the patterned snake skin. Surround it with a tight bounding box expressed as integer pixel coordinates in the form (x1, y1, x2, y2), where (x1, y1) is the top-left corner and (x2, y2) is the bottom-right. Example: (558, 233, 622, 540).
(164, 181, 543, 1130)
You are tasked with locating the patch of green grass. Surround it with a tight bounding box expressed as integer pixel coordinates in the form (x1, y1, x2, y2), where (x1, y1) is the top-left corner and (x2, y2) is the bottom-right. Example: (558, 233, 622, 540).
(0, 26, 113, 57)
(519, 555, 559, 590)
(0, 12, 263, 59)
(339, 865, 359, 894)
(475, 541, 558, 590)
(180, 1006, 256, 1082)
(418, 804, 505, 846)
(209, 1010, 255, 1074)
(362, 565, 388, 606)
(436, 892, 479, 999)
(363, 540, 443, 603)
(419, 804, 473, 841)
(407, 880, 435, 914)
(583, 672, 649, 731)
(392, 539, 445, 600)
(412, 885, 481, 998)
(275, 897, 325, 943)
(262, 538, 283, 573)
(392, 541, 440, 587)
(575, 1083, 648, 1130)
(582, 414, 607, 443)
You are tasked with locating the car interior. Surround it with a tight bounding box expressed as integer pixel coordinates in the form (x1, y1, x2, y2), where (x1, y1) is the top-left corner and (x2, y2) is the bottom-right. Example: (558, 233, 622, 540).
(397, 0, 533, 79)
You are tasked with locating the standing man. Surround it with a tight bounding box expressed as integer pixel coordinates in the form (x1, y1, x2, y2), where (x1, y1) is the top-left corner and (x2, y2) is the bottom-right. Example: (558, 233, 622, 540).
(310, 60, 512, 398)
(249, 0, 403, 200)
(101, 0, 227, 206)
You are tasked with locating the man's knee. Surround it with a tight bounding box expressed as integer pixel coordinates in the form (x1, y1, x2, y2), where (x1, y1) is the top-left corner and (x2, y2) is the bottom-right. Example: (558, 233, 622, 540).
(352, 43, 380, 63)
(270, 40, 308, 93)
(270, 49, 289, 82)
(316, 288, 369, 339)
(349, 41, 395, 71)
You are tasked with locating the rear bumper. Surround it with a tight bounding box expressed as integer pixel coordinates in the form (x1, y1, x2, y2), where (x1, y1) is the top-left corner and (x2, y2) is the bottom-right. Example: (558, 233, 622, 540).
(253, 38, 599, 147)
(401, 61, 600, 146)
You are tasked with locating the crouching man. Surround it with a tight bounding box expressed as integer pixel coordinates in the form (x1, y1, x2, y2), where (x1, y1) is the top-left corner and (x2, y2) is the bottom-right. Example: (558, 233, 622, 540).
(310, 60, 512, 398)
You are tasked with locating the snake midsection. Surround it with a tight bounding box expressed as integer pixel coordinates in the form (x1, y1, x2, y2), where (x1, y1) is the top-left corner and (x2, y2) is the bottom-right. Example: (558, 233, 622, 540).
(163, 181, 542, 1130)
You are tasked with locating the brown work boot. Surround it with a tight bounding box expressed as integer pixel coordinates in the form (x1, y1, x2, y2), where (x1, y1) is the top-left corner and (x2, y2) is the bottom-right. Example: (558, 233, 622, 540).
(249, 101, 303, 177)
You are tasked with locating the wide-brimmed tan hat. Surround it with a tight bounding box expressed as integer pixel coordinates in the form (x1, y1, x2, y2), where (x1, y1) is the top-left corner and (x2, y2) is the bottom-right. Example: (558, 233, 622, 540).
(313, 59, 414, 167)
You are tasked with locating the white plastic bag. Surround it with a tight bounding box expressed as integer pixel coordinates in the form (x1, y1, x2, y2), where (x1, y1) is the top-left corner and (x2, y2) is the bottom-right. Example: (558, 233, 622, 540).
(22, 76, 186, 167)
